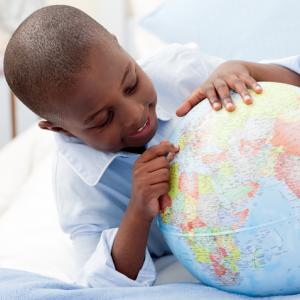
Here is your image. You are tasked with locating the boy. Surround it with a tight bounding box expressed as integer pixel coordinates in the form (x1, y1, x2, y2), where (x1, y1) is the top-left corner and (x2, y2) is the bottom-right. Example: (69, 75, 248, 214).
(3, 5, 300, 287)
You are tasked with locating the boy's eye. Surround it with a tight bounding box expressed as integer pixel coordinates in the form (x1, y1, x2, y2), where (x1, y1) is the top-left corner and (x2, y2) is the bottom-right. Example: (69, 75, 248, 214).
(99, 111, 114, 128)
(124, 76, 139, 95)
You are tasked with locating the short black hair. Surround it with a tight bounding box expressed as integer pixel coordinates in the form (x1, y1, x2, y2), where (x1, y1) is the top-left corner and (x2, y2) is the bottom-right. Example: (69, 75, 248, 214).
(4, 5, 114, 124)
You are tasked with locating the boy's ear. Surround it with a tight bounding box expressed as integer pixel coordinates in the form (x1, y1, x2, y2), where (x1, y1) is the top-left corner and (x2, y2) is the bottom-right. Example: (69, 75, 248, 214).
(38, 120, 74, 137)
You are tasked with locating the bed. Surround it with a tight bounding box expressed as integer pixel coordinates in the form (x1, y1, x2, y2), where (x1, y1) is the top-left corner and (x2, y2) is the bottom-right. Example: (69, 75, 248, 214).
(0, 0, 299, 299)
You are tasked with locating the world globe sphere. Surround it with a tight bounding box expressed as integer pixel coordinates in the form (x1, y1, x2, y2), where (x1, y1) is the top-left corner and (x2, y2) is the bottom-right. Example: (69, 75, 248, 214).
(159, 82, 300, 296)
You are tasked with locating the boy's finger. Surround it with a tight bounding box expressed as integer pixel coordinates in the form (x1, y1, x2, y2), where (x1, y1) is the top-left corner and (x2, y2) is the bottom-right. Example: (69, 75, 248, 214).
(159, 140, 169, 145)
(150, 183, 169, 198)
(214, 79, 232, 111)
(160, 140, 179, 162)
(166, 152, 176, 162)
(146, 146, 176, 172)
(222, 98, 235, 112)
(240, 75, 263, 94)
(145, 156, 171, 172)
(159, 194, 171, 210)
(231, 79, 253, 105)
(140, 143, 179, 163)
(176, 87, 206, 117)
(160, 141, 177, 161)
(206, 85, 223, 111)
(148, 168, 170, 185)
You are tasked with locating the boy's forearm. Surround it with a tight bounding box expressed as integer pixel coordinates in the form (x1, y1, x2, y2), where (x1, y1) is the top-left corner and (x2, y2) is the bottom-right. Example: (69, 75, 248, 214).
(111, 203, 152, 280)
(244, 61, 300, 87)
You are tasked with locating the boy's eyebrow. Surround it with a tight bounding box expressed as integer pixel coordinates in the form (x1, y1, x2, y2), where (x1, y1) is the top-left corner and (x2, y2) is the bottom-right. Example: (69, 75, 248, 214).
(120, 62, 131, 87)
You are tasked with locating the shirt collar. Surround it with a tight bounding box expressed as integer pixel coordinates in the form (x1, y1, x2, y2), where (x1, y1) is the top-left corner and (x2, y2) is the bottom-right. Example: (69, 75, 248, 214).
(55, 104, 172, 186)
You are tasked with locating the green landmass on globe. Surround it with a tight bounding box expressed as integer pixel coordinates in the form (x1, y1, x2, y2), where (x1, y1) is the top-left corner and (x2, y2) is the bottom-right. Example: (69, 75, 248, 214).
(159, 82, 300, 296)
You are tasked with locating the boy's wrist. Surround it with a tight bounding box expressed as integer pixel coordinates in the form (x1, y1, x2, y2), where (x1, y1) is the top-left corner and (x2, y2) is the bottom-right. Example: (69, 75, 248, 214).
(242, 61, 258, 80)
(125, 201, 154, 227)
(242, 61, 278, 83)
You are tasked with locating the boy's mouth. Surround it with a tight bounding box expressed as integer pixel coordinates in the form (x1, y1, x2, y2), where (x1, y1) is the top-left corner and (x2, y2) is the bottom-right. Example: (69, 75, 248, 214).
(128, 115, 151, 138)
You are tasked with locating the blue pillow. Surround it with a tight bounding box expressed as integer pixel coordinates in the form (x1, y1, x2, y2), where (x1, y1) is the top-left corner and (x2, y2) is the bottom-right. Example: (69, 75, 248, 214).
(140, 0, 300, 61)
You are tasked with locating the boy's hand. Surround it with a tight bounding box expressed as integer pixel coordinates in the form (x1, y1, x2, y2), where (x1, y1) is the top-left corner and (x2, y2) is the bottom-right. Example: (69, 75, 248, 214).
(112, 141, 178, 279)
(176, 60, 263, 116)
(129, 141, 179, 222)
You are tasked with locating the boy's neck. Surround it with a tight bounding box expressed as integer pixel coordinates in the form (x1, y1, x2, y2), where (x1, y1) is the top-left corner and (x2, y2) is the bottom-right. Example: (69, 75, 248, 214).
(122, 146, 146, 154)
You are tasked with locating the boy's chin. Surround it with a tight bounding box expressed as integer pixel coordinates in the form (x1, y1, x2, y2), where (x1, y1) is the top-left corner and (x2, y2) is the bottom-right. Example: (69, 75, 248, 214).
(124, 132, 155, 150)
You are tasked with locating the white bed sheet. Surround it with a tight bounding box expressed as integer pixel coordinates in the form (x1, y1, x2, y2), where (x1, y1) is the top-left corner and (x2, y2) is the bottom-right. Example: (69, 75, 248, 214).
(0, 124, 76, 282)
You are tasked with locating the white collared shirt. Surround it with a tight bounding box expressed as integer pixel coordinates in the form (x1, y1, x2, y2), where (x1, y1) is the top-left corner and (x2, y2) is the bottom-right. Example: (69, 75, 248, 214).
(54, 45, 299, 288)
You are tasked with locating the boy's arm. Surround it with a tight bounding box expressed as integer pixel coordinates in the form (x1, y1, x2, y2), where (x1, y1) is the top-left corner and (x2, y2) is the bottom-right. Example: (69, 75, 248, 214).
(112, 141, 179, 280)
(176, 59, 300, 117)
(245, 61, 300, 86)
(111, 203, 151, 279)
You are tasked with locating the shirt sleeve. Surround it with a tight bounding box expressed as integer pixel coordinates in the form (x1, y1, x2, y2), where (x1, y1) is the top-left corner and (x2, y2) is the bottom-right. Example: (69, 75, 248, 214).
(54, 152, 156, 288)
(260, 55, 300, 75)
(74, 228, 156, 287)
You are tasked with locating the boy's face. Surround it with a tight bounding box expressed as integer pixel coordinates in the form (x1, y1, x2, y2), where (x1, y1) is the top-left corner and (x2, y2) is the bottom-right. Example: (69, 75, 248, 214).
(44, 43, 158, 153)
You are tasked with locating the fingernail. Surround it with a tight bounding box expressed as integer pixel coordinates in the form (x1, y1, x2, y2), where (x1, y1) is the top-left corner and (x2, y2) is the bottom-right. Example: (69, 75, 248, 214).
(213, 102, 222, 110)
(226, 103, 235, 112)
(166, 152, 176, 162)
(255, 84, 263, 92)
(244, 95, 253, 105)
(167, 153, 175, 161)
(172, 144, 179, 151)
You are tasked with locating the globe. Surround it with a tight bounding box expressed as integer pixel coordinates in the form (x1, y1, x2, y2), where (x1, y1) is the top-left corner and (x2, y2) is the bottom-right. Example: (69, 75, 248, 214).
(158, 82, 300, 296)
